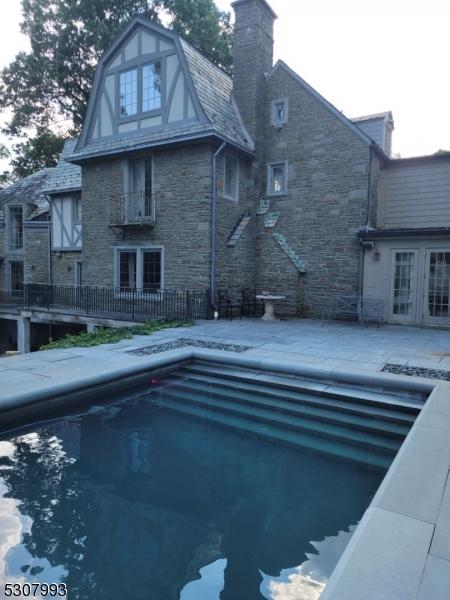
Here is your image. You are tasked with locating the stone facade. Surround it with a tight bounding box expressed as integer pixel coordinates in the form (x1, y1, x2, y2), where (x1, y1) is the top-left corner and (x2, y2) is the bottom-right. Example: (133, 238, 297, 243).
(81, 144, 215, 290)
(254, 66, 372, 317)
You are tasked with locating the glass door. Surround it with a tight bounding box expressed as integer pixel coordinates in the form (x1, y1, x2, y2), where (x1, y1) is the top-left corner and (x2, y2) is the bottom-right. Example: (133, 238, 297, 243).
(389, 250, 418, 323)
(423, 250, 450, 325)
(9, 261, 24, 298)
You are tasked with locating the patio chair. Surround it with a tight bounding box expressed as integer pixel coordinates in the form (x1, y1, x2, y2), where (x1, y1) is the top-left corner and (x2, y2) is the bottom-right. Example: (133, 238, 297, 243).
(240, 288, 265, 318)
(323, 294, 360, 323)
(359, 297, 385, 328)
(217, 290, 240, 320)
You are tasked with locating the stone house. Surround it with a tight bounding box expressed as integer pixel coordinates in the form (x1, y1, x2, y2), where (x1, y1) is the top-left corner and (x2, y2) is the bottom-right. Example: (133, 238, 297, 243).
(1, 0, 449, 347)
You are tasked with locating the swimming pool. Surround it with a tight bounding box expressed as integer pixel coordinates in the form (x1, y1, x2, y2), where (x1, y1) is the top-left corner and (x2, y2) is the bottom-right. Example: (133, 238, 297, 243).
(0, 360, 423, 600)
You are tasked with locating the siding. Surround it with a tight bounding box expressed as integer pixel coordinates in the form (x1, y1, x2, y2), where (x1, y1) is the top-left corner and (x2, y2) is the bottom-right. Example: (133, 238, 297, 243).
(381, 157, 450, 229)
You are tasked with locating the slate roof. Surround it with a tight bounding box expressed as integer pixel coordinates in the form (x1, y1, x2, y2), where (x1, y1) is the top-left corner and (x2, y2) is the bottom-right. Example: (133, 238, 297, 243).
(42, 138, 81, 194)
(179, 39, 254, 152)
(0, 168, 52, 220)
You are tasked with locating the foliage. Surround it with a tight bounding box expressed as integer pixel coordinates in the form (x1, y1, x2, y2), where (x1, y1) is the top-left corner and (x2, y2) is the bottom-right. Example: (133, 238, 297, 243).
(40, 318, 193, 350)
(0, 0, 233, 140)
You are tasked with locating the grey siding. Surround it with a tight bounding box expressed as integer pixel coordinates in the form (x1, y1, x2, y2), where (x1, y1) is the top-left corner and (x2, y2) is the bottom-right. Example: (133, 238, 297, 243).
(380, 157, 450, 229)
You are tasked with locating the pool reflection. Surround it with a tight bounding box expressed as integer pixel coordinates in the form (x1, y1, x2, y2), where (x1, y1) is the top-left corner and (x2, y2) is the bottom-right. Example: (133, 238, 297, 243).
(0, 398, 384, 600)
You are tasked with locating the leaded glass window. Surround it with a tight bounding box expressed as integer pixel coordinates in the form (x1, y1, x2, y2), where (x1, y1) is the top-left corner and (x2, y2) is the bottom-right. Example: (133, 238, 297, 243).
(142, 62, 161, 113)
(119, 68, 138, 117)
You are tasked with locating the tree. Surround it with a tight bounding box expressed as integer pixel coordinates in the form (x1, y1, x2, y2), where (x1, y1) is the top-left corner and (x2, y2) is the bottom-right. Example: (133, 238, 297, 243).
(0, 0, 233, 140)
(9, 129, 65, 179)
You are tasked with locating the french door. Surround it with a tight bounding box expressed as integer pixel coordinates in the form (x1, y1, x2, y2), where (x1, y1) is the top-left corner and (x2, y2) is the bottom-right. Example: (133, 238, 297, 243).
(389, 250, 419, 323)
(423, 250, 450, 325)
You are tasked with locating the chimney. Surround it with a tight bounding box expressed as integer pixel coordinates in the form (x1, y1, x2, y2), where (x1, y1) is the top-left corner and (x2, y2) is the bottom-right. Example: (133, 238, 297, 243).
(232, 0, 277, 144)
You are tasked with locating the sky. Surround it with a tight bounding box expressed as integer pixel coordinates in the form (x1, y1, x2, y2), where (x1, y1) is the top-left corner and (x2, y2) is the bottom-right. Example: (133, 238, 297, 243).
(1, 0, 450, 171)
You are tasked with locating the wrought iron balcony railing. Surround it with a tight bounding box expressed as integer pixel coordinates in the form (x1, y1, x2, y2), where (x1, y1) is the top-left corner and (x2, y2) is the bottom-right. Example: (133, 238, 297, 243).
(108, 192, 156, 227)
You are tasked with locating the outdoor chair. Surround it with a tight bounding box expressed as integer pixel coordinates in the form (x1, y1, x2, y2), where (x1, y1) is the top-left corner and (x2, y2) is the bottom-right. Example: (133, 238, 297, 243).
(240, 288, 265, 318)
(323, 294, 385, 327)
(217, 290, 238, 320)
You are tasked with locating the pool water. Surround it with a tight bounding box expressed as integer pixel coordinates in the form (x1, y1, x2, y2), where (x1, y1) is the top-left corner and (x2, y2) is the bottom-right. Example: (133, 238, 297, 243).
(0, 385, 386, 600)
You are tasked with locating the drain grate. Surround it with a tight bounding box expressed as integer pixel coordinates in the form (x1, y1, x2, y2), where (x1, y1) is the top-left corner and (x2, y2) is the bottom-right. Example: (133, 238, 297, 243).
(128, 338, 252, 356)
(382, 363, 450, 381)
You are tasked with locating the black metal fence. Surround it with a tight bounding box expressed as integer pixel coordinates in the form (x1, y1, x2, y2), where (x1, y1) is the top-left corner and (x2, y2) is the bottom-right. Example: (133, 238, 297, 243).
(0, 285, 211, 321)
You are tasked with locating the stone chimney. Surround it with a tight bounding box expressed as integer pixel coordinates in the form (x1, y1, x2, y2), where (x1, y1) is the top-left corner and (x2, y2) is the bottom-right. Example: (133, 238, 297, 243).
(231, 0, 277, 145)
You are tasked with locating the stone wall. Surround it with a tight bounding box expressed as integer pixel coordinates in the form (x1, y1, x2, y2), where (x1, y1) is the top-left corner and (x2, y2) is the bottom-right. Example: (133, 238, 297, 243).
(81, 143, 214, 290)
(215, 151, 257, 300)
(256, 66, 372, 317)
(24, 225, 50, 284)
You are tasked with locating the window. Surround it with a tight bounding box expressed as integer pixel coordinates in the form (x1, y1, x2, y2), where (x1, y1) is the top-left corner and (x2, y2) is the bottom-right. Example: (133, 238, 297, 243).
(9, 261, 24, 294)
(73, 197, 82, 223)
(224, 155, 239, 201)
(116, 248, 163, 293)
(76, 262, 83, 287)
(142, 62, 161, 112)
(119, 68, 138, 117)
(393, 252, 415, 315)
(271, 98, 288, 126)
(267, 162, 288, 196)
(8, 206, 23, 251)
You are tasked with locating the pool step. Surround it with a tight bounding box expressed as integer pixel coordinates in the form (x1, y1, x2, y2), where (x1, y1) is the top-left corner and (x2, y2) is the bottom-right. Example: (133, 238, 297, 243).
(159, 386, 402, 455)
(151, 395, 393, 470)
(179, 363, 425, 411)
(163, 376, 411, 439)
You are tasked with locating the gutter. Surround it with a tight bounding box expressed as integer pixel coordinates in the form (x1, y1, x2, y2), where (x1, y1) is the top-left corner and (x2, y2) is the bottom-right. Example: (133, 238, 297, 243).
(210, 141, 226, 312)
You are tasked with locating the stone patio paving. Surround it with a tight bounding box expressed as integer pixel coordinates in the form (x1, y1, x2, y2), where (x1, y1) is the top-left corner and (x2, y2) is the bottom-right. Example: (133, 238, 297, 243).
(1, 318, 449, 399)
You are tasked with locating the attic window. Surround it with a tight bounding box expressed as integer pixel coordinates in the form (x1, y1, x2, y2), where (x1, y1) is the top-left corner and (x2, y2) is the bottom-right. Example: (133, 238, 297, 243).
(120, 68, 138, 117)
(142, 62, 162, 113)
(271, 98, 288, 126)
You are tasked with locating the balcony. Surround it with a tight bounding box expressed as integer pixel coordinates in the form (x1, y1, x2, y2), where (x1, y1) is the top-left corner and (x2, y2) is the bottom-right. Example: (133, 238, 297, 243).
(108, 192, 156, 230)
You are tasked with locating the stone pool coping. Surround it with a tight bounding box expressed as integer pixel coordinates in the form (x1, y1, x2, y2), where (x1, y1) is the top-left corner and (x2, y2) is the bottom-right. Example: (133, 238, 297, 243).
(0, 348, 446, 597)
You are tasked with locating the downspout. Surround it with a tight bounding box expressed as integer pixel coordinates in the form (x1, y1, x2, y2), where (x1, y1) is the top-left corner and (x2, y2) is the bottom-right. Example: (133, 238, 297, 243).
(45, 195, 52, 285)
(359, 144, 374, 296)
(211, 141, 226, 314)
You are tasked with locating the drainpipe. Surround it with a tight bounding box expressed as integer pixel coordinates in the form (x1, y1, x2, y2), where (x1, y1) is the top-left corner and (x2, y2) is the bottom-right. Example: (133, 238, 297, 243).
(359, 145, 374, 297)
(45, 195, 52, 285)
(211, 141, 226, 314)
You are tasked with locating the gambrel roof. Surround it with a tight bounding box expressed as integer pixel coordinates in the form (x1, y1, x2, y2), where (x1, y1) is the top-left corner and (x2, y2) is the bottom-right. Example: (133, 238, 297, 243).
(70, 17, 254, 164)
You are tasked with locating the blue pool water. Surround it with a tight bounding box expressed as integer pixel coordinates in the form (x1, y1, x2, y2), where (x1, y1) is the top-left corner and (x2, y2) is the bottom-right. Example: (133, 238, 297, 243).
(0, 378, 389, 600)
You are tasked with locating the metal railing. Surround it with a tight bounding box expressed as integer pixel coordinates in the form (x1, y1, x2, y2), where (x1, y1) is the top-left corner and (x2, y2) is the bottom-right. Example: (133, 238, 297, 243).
(0, 284, 211, 321)
(108, 192, 156, 226)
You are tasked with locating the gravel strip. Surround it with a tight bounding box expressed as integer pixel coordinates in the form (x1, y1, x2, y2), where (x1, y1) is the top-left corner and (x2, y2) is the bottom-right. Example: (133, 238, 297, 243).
(382, 363, 450, 381)
(128, 338, 252, 356)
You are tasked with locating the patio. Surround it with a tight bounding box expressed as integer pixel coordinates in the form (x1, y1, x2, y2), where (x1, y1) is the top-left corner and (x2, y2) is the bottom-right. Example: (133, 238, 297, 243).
(1, 318, 449, 399)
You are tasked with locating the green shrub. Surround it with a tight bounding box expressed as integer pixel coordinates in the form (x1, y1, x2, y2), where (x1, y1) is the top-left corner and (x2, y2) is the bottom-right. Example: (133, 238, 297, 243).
(40, 319, 194, 350)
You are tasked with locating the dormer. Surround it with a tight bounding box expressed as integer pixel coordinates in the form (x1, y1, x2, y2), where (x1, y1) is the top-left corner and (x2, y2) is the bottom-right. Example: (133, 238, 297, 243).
(71, 17, 254, 163)
(76, 18, 208, 153)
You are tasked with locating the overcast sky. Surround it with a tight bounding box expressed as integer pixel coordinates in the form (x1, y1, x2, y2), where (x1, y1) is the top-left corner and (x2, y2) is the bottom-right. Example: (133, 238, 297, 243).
(1, 0, 449, 170)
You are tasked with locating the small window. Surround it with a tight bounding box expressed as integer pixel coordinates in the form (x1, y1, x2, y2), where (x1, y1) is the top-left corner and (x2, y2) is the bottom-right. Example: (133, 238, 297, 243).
(224, 155, 239, 201)
(119, 68, 138, 117)
(271, 98, 288, 126)
(267, 162, 288, 196)
(73, 197, 82, 223)
(117, 248, 162, 293)
(142, 62, 162, 113)
(8, 206, 23, 251)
